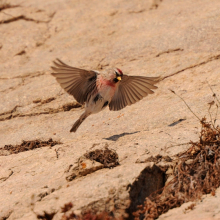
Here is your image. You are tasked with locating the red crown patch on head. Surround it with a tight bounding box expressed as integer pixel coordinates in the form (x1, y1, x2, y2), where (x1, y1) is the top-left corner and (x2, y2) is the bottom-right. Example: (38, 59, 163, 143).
(116, 68, 123, 75)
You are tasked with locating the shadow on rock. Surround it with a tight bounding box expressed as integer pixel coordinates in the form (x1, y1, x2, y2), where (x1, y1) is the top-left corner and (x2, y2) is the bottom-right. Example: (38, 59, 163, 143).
(127, 163, 165, 220)
(104, 131, 140, 141)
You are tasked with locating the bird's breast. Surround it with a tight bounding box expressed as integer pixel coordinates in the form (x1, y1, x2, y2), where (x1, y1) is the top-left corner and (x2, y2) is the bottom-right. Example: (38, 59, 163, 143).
(98, 76, 115, 88)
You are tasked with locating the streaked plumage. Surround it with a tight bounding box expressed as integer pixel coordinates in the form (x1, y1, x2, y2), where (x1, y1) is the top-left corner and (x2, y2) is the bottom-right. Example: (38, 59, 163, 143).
(51, 59, 160, 132)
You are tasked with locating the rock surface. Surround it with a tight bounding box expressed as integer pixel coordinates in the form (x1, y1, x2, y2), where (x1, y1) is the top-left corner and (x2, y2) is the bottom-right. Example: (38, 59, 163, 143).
(0, 0, 220, 219)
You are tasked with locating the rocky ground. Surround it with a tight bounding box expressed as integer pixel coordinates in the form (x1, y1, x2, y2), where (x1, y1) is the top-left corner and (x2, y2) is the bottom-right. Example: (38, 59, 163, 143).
(1, 0, 220, 219)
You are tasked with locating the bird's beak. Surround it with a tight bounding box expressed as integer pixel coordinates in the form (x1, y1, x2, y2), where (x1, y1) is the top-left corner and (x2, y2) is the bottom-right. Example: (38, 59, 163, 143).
(117, 76, 121, 81)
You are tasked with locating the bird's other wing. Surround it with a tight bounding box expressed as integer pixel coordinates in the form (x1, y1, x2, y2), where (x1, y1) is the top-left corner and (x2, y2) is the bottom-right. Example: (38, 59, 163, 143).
(51, 59, 98, 104)
(109, 75, 160, 111)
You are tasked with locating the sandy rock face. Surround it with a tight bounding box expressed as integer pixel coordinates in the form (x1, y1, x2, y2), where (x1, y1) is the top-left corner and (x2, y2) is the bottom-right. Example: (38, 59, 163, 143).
(1, 0, 220, 219)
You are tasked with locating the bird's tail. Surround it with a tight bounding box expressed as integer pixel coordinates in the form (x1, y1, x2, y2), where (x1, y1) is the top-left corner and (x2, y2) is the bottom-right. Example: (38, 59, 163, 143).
(70, 112, 90, 132)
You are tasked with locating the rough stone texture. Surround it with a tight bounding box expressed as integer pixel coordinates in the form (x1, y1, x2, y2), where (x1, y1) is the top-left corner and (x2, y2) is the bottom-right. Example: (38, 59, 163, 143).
(159, 188, 220, 220)
(0, 0, 220, 219)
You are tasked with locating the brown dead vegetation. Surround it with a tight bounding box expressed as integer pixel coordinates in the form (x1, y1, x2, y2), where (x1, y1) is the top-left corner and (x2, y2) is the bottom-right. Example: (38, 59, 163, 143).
(34, 89, 220, 220)
(35, 110, 220, 220)
(36, 202, 121, 220)
(1, 138, 61, 155)
(132, 88, 220, 219)
(84, 146, 119, 168)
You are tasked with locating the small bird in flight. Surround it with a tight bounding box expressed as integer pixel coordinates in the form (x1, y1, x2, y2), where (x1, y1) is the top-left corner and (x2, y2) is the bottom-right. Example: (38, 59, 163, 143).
(51, 59, 160, 132)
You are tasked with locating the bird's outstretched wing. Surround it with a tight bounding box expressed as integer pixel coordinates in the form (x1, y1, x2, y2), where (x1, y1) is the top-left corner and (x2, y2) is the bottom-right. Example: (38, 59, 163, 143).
(51, 59, 97, 104)
(109, 75, 160, 111)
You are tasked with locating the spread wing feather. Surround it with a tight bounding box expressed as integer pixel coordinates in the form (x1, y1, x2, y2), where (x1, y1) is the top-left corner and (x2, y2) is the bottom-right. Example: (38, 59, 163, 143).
(51, 59, 97, 104)
(109, 75, 160, 111)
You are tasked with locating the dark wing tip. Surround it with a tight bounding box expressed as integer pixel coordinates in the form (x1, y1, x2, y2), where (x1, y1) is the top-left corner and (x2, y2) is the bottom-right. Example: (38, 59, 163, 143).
(51, 58, 61, 71)
(153, 76, 162, 82)
(55, 58, 66, 65)
(51, 58, 71, 75)
(109, 74, 161, 111)
(52, 58, 64, 67)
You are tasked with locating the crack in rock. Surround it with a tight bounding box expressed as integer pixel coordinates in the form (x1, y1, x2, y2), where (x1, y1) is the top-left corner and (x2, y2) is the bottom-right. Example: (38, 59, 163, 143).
(0, 71, 46, 80)
(0, 12, 56, 24)
(162, 54, 220, 80)
(0, 102, 82, 122)
(0, 105, 20, 121)
(0, 72, 47, 93)
(15, 50, 26, 56)
(33, 97, 56, 104)
(0, 170, 13, 183)
(0, 2, 20, 12)
(128, 9, 145, 14)
(156, 48, 184, 57)
(37, 188, 56, 202)
(0, 80, 24, 93)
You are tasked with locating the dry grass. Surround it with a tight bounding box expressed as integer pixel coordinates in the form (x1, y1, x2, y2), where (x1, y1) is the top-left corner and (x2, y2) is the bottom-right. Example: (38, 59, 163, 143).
(133, 86, 220, 219)
(84, 146, 119, 168)
(1, 138, 61, 155)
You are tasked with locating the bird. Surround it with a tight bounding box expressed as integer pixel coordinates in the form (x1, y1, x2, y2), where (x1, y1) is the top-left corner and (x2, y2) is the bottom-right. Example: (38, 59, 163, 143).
(51, 59, 160, 132)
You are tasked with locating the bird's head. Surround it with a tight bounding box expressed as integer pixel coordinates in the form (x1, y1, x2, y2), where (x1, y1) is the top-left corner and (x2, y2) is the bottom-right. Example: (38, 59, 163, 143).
(113, 68, 123, 83)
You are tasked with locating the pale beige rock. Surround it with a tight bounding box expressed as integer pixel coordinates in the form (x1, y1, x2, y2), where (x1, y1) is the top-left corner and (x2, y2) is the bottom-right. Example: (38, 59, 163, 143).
(65, 157, 104, 181)
(159, 188, 220, 220)
(1, 0, 220, 219)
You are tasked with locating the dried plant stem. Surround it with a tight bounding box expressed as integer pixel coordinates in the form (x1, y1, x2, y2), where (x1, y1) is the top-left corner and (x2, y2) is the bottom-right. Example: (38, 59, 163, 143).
(169, 89, 201, 122)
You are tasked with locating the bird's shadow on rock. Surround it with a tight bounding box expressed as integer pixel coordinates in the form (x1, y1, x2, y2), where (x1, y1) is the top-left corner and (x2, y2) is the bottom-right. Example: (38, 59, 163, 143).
(104, 131, 140, 141)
